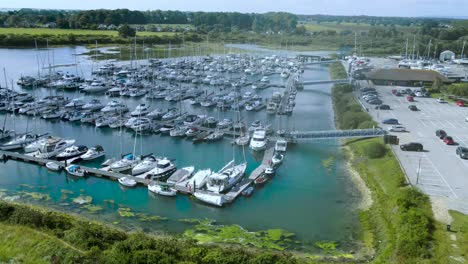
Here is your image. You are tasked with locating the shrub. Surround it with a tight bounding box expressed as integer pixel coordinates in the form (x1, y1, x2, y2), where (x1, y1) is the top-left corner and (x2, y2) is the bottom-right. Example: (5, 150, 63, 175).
(364, 142, 387, 159)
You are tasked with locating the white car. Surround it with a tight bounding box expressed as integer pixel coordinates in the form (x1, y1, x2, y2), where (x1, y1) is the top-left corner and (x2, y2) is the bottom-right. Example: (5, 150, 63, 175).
(436, 98, 446, 103)
(388, 125, 406, 132)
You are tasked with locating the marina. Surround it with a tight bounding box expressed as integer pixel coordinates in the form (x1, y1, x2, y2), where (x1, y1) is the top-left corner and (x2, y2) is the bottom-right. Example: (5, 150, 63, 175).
(0, 45, 357, 244)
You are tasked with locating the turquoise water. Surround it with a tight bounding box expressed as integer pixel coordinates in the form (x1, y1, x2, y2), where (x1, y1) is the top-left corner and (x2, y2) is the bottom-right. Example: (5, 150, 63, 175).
(0, 47, 360, 250)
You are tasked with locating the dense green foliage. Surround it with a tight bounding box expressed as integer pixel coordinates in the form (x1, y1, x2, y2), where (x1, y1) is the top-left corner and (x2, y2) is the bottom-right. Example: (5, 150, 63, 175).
(364, 142, 387, 159)
(118, 24, 136, 38)
(0, 9, 297, 33)
(299, 15, 453, 27)
(330, 63, 375, 130)
(442, 83, 468, 97)
(0, 201, 298, 263)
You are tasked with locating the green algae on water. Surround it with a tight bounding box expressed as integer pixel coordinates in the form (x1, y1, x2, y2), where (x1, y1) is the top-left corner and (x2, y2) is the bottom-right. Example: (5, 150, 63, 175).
(21, 191, 51, 201)
(82, 204, 103, 213)
(314, 241, 338, 254)
(183, 221, 296, 251)
(118, 207, 135, 217)
(322, 156, 335, 174)
(72, 195, 93, 205)
(136, 213, 168, 222)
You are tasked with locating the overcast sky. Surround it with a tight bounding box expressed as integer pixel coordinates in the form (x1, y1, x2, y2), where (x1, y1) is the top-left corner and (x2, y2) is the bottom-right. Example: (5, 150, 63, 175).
(1, 0, 467, 18)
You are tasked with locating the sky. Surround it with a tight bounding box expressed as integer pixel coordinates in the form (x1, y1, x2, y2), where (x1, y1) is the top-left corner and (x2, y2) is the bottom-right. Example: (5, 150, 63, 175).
(1, 0, 468, 18)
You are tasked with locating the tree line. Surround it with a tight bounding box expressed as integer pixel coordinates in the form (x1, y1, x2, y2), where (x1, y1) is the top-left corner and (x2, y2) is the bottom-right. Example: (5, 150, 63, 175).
(0, 8, 298, 33)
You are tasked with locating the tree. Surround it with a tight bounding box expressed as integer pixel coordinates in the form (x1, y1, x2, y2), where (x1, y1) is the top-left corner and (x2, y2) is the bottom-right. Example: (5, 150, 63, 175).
(118, 24, 136, 38)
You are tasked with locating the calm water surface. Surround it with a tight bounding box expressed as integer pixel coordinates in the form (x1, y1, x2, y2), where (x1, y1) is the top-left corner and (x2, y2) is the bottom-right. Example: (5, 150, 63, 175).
(0, 46, 360, 250)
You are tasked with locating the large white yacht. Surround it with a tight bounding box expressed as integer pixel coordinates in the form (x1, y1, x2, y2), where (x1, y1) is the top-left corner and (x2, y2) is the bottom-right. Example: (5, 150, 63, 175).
(131, 155, 158, 176)
(0, 133, 42, 151)
(205, 160, 247, 193)
(29, 137, 76, 159)
(110, 153, 140, 173)
(146, 158, 177, 181)
(249, 128, 267, 151)
(130, 103, 151, 117)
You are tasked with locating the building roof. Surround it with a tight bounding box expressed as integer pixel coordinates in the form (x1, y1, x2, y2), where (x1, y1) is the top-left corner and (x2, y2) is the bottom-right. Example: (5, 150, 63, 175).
(367, 68, 450, 82)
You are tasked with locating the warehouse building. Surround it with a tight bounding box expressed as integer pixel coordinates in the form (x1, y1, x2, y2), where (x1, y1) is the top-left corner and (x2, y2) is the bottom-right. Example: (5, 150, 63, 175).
(367, 68, 451, 87)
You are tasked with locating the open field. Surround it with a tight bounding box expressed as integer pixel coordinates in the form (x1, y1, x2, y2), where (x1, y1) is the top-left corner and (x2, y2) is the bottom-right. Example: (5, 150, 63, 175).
(302, 21, 418, 33)
(0, 27, 176, 37)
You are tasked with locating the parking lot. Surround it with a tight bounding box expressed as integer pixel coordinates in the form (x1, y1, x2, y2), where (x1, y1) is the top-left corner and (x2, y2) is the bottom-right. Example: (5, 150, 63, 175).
(361, 85, 468, 214)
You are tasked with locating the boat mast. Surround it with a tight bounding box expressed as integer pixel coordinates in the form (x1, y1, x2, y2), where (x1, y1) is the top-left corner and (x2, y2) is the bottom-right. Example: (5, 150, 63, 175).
(405, 38, 409, 59)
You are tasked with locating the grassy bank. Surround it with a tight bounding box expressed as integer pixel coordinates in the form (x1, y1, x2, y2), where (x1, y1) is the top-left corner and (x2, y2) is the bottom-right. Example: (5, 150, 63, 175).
(0, 201, 299, 263)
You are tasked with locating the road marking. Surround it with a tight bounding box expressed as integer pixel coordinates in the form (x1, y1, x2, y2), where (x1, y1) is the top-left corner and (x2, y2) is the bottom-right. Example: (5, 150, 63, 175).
(422, 153, 458, 198)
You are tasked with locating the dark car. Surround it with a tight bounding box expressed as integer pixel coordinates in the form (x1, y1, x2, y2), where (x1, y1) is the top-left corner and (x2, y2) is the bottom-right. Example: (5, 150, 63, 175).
(408, 105, 418, 111)
(368, 99, 383, 105)
(435, 129, 447, 139)
(383, 118, 399, 125)
(400, 142, 423, 151)
(395, 91, 402, 96)
(376, 104, 391, 110)
(443, 136, 455, 145)
(456, 146, 468, 159)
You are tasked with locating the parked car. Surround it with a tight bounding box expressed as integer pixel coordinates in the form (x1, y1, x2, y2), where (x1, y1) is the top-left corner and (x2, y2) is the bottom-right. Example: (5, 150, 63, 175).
(443, 136, 455, 145)
(408, 105, 418, 111)
(395, 91, 402, 96)
(375, 104, 390, 110)
(368, 99, 383, 105)
(456, 146, 468, 159)
(391, 89, 397, 94)
(435, 129, 447, 139)
(400, 142, 423, 151)
(436, 98, 446, 103)
(389, 125, 406, 132)
(415, 91, 423, 97)
(457, 100, 465, 107)
(382, 118, 399, 125)
(406, 95, 414, 102)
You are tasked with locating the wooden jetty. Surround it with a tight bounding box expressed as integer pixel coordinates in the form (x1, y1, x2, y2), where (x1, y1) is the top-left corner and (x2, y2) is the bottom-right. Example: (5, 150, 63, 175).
(0, 150, 150, 186)
(0, 143, 278, 205)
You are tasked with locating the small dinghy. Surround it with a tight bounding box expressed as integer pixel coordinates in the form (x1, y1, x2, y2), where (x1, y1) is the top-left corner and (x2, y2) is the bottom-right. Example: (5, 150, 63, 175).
(254, 175, 269, 186)
(46, 161, 63, 171)
(271, 152, 284, 165)
(118, 176, 137, 187)
(65, 165, 86, 177)
(148, 183, 177, 197)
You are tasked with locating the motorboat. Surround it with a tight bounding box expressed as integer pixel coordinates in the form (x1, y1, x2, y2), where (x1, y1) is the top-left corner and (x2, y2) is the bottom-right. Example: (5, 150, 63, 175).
(131, 155, 158, 176)
(185, 127, 201, 138)
(205, 131, 224, 141)
(148, 183, 177, 197)
(80, 145, 105, 161)
(161, 108, 180, 121)
(249, 128, 267, 151)
(170, 126, 188, 137)
(159, 124, 175, 134)
(118, 176, 137, 187)
(217, 118, 233, 129)
(130, 104, 150, 117)
(130, 118, 153, 133)
(181, 168, 211, 190)
(95, 115, 117, 128)
(192, 131, 210, 143)
(147, 108, 167, 120)
(108, 117, 126, 129)
(80, 112, 100, 124)
(82, 99, 104, 111)
(42, 108, 66, 120)
(146, 158, 177, 181)
(29, 137, 76, 159)
(65, 98, 85, 108)
(0, 133, 43, 151)
(194, 192, 225, 207)
(65, 165, 86, 177)
(205, 160, 247, 193)
(56, 145, 88, 161)
(110, 153, 140, 173)
(46, 161, 63, 171)
(82, 80, 109, 93)
(23, 136, 51, 153)
(66, 110, 84, 122)
(235, 135, 250, 146)
(248, 120, 262, 133)
(167, 166, 195, 185)
(275, 139, 287, 152)
(254, 174, 269, 186)
(101, 101, 128, 113)
(264, 166, 275, 177)
(271, 152, 284, 165)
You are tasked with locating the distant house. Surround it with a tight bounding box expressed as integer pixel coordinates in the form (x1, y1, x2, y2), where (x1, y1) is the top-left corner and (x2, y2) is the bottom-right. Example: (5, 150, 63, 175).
(97, 24, 107, 30)
(45, 22, 57, 28)
(367, 68, 451, 87)
(107, 24, 117, 30)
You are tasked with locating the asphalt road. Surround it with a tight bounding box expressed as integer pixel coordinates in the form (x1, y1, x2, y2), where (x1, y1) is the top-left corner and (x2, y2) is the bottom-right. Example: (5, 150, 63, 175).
(361, 85, 468, 214)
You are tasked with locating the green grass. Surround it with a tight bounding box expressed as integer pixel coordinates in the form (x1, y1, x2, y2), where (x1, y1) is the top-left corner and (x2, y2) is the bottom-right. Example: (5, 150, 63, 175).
(303, 21, 418, 33)
(0, 27, 176, 37)
(0, 222, 85, 263)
